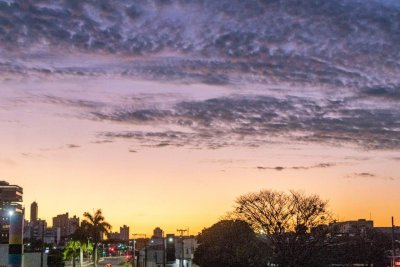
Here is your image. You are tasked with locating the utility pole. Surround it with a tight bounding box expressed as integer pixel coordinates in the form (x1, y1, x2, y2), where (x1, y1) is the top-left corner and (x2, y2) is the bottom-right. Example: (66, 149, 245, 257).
(392, 217, 396, 267)
(162, 231, 166, 267)
(40, 222, 44, 267)
(177, 229, 188, 267)
(144, 235, 148, 267)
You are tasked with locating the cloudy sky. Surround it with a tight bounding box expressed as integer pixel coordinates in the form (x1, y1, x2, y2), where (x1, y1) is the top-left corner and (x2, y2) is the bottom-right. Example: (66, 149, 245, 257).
(0, 0, 399, 234)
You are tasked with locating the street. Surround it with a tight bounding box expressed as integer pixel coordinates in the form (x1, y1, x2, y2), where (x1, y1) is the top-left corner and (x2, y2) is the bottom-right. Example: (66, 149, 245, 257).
(98, 256, 130, 267)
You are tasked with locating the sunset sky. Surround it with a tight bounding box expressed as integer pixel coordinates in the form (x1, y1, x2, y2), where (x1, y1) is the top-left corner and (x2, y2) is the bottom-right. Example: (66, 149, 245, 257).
(0, 0, 399, 236)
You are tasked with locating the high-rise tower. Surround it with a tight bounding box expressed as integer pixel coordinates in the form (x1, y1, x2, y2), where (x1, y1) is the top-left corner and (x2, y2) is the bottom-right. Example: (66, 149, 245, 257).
(30, 201, 38, 222)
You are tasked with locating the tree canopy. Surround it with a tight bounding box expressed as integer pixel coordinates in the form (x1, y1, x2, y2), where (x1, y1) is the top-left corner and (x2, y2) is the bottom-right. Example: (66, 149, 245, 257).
(232, 189, 330, 234)
(193, 220, 270, 267)
(228, 189, 331, 266)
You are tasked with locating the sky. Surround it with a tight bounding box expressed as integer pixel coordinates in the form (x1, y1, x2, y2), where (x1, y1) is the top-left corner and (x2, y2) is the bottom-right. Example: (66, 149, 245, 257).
(1, 75, 399, 235)
(0, 0, 400, 235)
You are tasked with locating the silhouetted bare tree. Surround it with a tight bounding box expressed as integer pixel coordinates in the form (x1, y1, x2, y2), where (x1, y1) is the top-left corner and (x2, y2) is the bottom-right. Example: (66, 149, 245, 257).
(230, 189, 331, 266)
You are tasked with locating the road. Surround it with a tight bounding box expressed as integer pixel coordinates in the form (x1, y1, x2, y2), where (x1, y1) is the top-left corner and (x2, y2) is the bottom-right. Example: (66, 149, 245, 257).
(65, 256, 131, 267)
(98, 256, 131, 267)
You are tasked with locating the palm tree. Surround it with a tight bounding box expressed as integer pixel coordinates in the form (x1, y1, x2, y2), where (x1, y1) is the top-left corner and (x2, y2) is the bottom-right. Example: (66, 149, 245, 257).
(63, 240, 80, 267)
(71, 224, 92, 266)
(82, 209, 111, 267)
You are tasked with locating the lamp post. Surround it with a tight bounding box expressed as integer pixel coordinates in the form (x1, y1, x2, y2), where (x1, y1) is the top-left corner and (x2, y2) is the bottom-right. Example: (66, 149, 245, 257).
(40, 221, 44, 267)
(392, 217, 396, 267)
(177, 229, 188, 267)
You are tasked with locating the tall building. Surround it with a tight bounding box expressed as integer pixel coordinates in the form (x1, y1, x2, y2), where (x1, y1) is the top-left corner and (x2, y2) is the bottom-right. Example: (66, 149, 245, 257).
(0, 180, 23, 244)
(153, 227, 163, 239)
(53, 213, 79, 238)
(120, 225, 129, 241)
(30, 201, 38, 222)
(53, 213, 69, 237)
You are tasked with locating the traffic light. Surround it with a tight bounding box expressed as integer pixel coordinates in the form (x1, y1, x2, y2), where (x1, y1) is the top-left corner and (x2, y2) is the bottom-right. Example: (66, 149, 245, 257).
(166, 234, 176, 262)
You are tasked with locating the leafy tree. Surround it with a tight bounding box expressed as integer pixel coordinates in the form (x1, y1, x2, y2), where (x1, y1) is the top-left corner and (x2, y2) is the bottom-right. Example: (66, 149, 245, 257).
(193, 220, 271, 267)
(81, 209, 112, 267)
(230, 189, 331, 266)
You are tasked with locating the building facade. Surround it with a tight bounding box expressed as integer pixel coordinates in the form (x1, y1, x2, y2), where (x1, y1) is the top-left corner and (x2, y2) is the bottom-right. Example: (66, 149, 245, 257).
(30, 219, 47, 240)
(329, 219, 373, 236)
(0, 181, 23, 244)
(120, 225, 129, 241)
(52, 213, 79, 238)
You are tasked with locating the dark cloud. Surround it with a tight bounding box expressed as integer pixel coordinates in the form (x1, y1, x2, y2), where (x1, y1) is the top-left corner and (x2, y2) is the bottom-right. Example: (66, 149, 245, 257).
(41, 95, 104, 109)
(1, 0, 400, 88)
(21, 153, 43, 158)
(94, 95, 400, 150)
(257, 163, 335, 171)
(67, 144, 80, 149)
(354, 172, 375, 178)
(91, 140, 113, 144)
(346, 173, 396, 181)
(361, 85, 400, 100)
(40, 144, 80, 151)
(344, 156, 371, 161)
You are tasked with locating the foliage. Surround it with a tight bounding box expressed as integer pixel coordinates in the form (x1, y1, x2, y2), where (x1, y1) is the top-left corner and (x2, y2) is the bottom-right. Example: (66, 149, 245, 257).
(193, 220, 271, 267)
(63, 240, 81, 267)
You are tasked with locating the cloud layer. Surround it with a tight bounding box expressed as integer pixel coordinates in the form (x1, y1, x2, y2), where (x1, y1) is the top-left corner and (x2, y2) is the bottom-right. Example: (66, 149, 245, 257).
(85, 94, 400, 150)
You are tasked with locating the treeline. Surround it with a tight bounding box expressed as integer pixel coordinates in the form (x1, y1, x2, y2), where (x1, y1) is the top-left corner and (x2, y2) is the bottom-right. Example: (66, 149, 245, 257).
(193, 189, 392, 267)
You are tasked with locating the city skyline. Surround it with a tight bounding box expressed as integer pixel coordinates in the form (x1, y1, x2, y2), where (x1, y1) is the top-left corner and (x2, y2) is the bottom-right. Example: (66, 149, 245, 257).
(1, 0, 400, 236)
